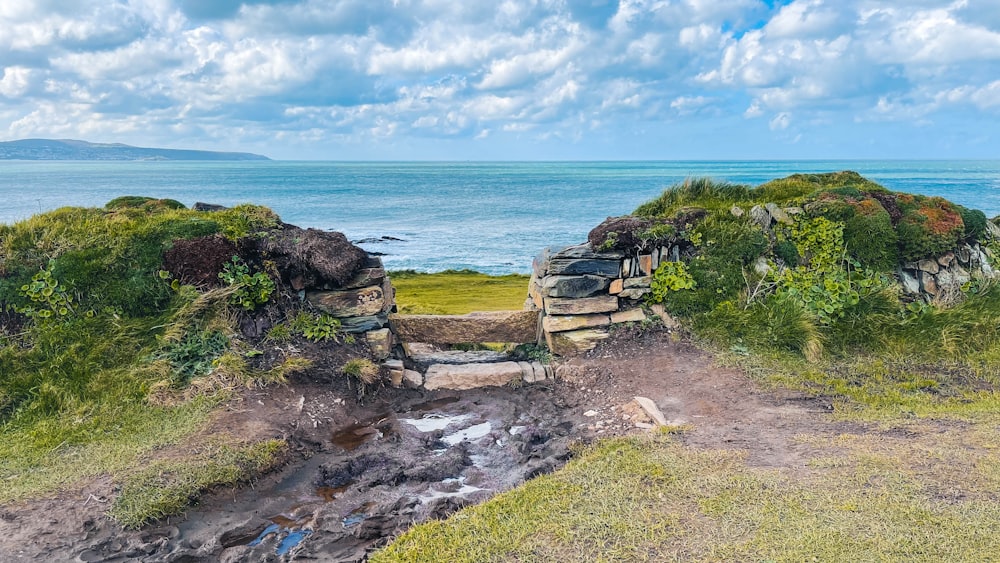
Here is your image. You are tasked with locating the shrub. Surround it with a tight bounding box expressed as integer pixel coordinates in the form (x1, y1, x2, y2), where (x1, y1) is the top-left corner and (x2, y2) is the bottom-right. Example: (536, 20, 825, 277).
(805, 192, 898, 271)
(957, 205, 988, 241)
(895, 195, 965, 261)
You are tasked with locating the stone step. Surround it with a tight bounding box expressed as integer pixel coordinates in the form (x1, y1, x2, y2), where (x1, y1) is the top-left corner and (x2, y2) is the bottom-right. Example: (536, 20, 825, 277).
(383, 358, 552, 390)
(408, 350, 513, 371)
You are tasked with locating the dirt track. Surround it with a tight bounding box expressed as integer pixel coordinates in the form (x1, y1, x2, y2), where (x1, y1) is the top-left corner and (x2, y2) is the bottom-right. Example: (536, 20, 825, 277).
(0, 329, 851, 562)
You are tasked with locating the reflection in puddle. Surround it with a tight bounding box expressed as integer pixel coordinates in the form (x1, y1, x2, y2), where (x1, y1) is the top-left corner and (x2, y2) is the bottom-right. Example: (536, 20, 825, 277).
(399, 413, 474, 432)
(342, 502, 376, 528)
(315, 483, 352, 502)
(407, 397, 460, 412)
(277, 530, 312, 556)
(442, 422, 492, 446)
(331, 414, 394, 451)
(418, 477, 486, 504)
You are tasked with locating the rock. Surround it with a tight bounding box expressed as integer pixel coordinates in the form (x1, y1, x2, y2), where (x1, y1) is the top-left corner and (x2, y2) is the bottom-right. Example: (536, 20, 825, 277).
(424, 362, 523, 390)
(730, 205, 744, 217)
(542, 314, 611, 333)
(937, 252, 955, 268)
(956, 246, 972, 265)
(618, 288, 651, 300)
(307, 285, 386, 317)
(917, 259, 939, 274)
(554, 360, 586, 381)
(542, 275, 610, 298)
(403, 369, 423, 387)
(408, 350, 511, 371)
(383, 359, 404, 371)
(638, 255, 653, 276)
(340, 315, 387, 333)
(527, 274, 545, 310)
(544, 295, 619, 315)
(365, 329, 393, 361)
(247, 225, 368, 288)
(546, 328, 610, 355)
(583, 410, 599, 417)
(341, 262, 387, 290)
(624, 276, 651, 288)
(532, 247, 551, 278)
(390, 310, 539, 345)
(919, 270, 938, 295)
(547, 259, 621, 277)
(611, 308, 646, 324)
(587, 216, 671, 252)
(550, 243, 624, 260)
(785, 206, 804, 216)
(987, 220, 1000, 240)
(753, 256, 770, 276)
(765, 203, 792, 224)
(749, 205, 771, 230)
(898, 270, 920, 294)
(193, 202, 228, 212)
(634, 422, 655, 430)
(609, 278, 624, 294)
(389, 369, 403, 387)
(633, 397, 668, 426)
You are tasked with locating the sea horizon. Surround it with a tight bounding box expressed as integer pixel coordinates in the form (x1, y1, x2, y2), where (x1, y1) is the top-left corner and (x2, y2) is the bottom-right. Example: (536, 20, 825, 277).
(3, 159, 999, 274)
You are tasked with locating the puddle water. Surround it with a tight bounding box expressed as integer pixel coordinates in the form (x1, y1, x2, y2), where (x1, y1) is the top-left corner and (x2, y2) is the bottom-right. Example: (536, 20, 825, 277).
(277, 530, 312, 556)
(399, 413, 474, 432)
(442, 422, 492, 446)
(342, 502, 376, 528)
(407, 396, 460, 412)
(247, 523, 281, 547)
(315, 483, 352, 502)
(330, 414, 394, 451)
(418, 477, 487, 504)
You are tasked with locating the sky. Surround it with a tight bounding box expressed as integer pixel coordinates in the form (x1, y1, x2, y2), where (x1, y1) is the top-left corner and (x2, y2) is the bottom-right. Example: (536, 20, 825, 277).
(0, 0, 999, 160)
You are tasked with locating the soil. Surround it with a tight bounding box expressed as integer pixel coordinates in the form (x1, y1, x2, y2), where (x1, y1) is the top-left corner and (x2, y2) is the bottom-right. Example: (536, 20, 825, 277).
(0, 327, 859, 562)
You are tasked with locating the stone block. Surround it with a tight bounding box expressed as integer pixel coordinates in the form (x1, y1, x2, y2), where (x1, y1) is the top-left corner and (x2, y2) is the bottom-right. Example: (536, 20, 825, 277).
(365, 328, 393, 360)
(730, 205, 744, 217)
(403, 369, 422, 387)
(618, 288, 651, 300)
(341, 265, 386, 289)
(638, 255, 653, 276)
(633, 396, 668, 426)
(917, 259, 939, 274)
(609, 278, 624, 294)
(544, 295, 618, 315)
(765, 202, 792, 224)
(542, 314, 610, 333)
(424, 362, 523, 390)
(547, 259, 621, 277)
(390, 310, 539, 345)
(621, 258, 631, 277)
(611, 308, 646, 324)
(919, 270, 938, 295)
(898, 270, 920, 294)
(624, 276, 651, 288)
(307, 285, 385, 317)
(938, 252, 955, 267)
(340, 315, 387, 334)
(542, 275, 610, 298)
(546, 328, 609, 356)
(550, 243, 624, 260)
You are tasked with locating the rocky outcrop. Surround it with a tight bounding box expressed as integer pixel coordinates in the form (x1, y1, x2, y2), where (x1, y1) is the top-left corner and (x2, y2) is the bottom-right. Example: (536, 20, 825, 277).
(247, 226, 369, 289)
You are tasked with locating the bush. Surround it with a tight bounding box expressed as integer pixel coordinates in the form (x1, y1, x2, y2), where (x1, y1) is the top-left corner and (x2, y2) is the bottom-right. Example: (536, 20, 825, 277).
(957, 205, 987, 241)
(895, 195, 965, 261)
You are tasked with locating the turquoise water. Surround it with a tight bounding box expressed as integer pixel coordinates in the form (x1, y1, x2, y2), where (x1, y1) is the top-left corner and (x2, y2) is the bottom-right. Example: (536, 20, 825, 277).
(2, 160, 999, 274)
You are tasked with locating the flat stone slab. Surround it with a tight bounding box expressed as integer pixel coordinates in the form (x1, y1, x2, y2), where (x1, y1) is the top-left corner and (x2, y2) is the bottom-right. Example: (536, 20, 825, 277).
(542, 313, 610, 333)
(307, 285, 386, 317)
(546, 328, 610, 356)
(390, 310, 538, 345)
(542, 275, 610, 298)
(424, 361, 523, 390)
(544, 295, 618, 316)
(408, 350, 512, 371)
(547, 259, 621, 277)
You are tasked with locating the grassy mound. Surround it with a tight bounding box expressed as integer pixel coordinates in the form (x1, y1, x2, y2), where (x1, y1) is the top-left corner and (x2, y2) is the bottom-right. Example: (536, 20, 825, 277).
(0, 200, 301, 524)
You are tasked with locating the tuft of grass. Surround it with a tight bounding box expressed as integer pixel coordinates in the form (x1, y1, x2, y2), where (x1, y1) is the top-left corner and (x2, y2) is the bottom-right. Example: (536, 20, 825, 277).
(390, 269, 529, 314)
(342, 358, 380, 385)
(109, 439, 286, 529)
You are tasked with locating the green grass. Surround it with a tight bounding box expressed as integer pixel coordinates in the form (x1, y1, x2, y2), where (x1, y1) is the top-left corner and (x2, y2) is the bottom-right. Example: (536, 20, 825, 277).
(0, 200, 282, 510)
(375, 430, 1000, 562)
(109, 439, 286, 528)
(390, 269, 529, 314)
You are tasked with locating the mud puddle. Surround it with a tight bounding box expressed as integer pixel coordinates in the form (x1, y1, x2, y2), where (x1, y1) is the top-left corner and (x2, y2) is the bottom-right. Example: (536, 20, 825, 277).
(101, 384, 581, 562)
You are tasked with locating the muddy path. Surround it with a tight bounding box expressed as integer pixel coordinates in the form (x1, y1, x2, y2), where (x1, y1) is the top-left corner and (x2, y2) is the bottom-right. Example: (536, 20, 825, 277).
(0, 330, 854, 562)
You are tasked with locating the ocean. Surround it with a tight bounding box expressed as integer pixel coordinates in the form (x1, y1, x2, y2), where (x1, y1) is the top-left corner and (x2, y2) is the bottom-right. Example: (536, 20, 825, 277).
(2, 160, 999, 274)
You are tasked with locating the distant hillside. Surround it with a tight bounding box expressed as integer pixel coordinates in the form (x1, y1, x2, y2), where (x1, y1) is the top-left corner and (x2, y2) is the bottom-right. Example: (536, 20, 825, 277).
(0, 139, 270, 161)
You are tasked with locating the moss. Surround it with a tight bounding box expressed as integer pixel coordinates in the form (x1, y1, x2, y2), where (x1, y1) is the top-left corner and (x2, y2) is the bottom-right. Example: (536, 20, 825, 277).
(896, 195, 965, 261)
(957, 205, 988, 241)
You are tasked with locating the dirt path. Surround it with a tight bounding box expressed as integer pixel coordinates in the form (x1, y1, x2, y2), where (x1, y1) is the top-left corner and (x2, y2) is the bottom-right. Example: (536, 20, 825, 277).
(0, 329, 853, 562)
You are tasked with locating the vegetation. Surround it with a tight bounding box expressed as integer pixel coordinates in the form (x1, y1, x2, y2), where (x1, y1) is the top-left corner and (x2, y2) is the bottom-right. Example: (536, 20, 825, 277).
(390, 269, 529, 314)
(109, 439, 286, 529)
(0, 199, 297, 521)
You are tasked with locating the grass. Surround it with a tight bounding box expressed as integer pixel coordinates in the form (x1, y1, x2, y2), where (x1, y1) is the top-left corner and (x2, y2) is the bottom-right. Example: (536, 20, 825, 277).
(375, 429, 1000, 562)
(0, 199, 283, 515)
(390, 269, 529, 314)
(109, 439, 286, 528)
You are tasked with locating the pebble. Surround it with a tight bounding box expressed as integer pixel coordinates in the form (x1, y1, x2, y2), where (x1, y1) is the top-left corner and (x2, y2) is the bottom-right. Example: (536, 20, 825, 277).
(583, 410, 599, 417)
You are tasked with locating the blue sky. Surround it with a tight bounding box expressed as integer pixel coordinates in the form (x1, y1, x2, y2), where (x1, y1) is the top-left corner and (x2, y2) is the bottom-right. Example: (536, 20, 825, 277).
(1, 0, 999, 160)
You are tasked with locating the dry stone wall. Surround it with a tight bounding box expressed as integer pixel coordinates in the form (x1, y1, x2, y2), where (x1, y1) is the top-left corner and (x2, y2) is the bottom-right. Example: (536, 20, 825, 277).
(527, 243, 676, 356)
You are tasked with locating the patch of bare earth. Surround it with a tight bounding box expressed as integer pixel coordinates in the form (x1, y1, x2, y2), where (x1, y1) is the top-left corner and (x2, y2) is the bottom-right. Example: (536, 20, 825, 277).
(0, 327, 895, 562)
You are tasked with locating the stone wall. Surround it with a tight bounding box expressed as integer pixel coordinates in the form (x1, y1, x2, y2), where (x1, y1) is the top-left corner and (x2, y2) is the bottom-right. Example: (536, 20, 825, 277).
(527, 243, 674, 356)
(898, 243, 996, 300)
